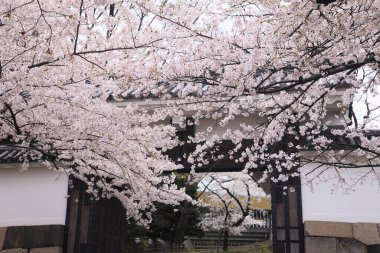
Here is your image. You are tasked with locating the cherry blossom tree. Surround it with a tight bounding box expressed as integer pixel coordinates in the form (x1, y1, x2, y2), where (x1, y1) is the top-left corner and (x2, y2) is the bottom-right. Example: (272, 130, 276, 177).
(0, 0, 193, 225)
(1, 0, 380, 223)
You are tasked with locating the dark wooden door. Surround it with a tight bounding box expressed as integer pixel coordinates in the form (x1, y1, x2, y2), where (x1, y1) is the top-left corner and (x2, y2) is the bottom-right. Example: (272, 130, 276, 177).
(271, 177, 304, 253)
(64, 178, 126, 253)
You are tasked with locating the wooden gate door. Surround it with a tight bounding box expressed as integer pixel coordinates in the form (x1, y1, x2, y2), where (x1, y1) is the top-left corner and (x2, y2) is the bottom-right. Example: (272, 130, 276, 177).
(271, 177, 304, 253)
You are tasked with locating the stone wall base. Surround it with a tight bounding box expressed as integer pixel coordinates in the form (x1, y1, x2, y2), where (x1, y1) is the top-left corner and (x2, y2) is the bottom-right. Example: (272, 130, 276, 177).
(0, 247, 62, 253)
(305, 221, 380, 253)
(0, 225, 64, 253)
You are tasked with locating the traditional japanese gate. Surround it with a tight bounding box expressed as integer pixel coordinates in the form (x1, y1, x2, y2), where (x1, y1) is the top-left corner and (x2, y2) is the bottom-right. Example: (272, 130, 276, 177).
(64, 178, 126, 253)
(171, 120, 305, 253)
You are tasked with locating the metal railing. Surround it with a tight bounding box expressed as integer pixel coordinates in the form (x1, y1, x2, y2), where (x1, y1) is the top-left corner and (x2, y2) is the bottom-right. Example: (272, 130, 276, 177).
(134, 242, 270, 252)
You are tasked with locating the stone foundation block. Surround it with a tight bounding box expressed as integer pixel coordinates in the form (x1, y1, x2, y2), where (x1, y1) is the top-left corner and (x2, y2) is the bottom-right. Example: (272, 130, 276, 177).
(2, 225, 64, 250)
(23, 225, 64, 248)
(0, 228, 6, 250)
(336, 238, 366, 253)
(353, 223, 380, 245)
(3, 227, 24, 249)
(29, 246, 63, 253)
(305, 236, 336, 253)
(304, 221, 353, 238)
(0, 249, 27, 253)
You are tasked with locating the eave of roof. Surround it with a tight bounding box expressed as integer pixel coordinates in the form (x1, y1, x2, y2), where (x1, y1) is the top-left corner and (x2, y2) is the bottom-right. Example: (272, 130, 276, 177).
(0, 145, 23, 162)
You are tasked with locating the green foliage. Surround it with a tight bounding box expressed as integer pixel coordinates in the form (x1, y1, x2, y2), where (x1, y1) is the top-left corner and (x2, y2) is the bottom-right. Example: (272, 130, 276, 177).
(124, 219, 148, 252)
(125, 173, 205, 250)
(253, 244, 272, 253)
(147, 173, 205, 242)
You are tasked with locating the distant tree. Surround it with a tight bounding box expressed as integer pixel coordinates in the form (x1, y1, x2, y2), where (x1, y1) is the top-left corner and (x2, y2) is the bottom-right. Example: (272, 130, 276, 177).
(198, 173, 267, 251)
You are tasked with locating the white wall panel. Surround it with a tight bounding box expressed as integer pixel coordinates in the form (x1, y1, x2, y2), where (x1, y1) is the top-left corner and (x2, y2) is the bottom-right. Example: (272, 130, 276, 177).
(301, 165, 380, 223)
(0, 166, 68, 226)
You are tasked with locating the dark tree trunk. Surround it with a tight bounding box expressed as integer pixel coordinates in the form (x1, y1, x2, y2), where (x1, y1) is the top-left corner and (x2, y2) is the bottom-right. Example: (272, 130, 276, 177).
(316, 0, 336, 5)
(173, 203, 189, 244)
(222, 229, 229, 251)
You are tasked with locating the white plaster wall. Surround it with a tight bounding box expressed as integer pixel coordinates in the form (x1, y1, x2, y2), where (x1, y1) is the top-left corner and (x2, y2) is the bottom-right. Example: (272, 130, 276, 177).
(195, 113, 345, 138)
(301, 164, 380, 223)
(0, 166, 68, 226)
(196, 116, 265, 137)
